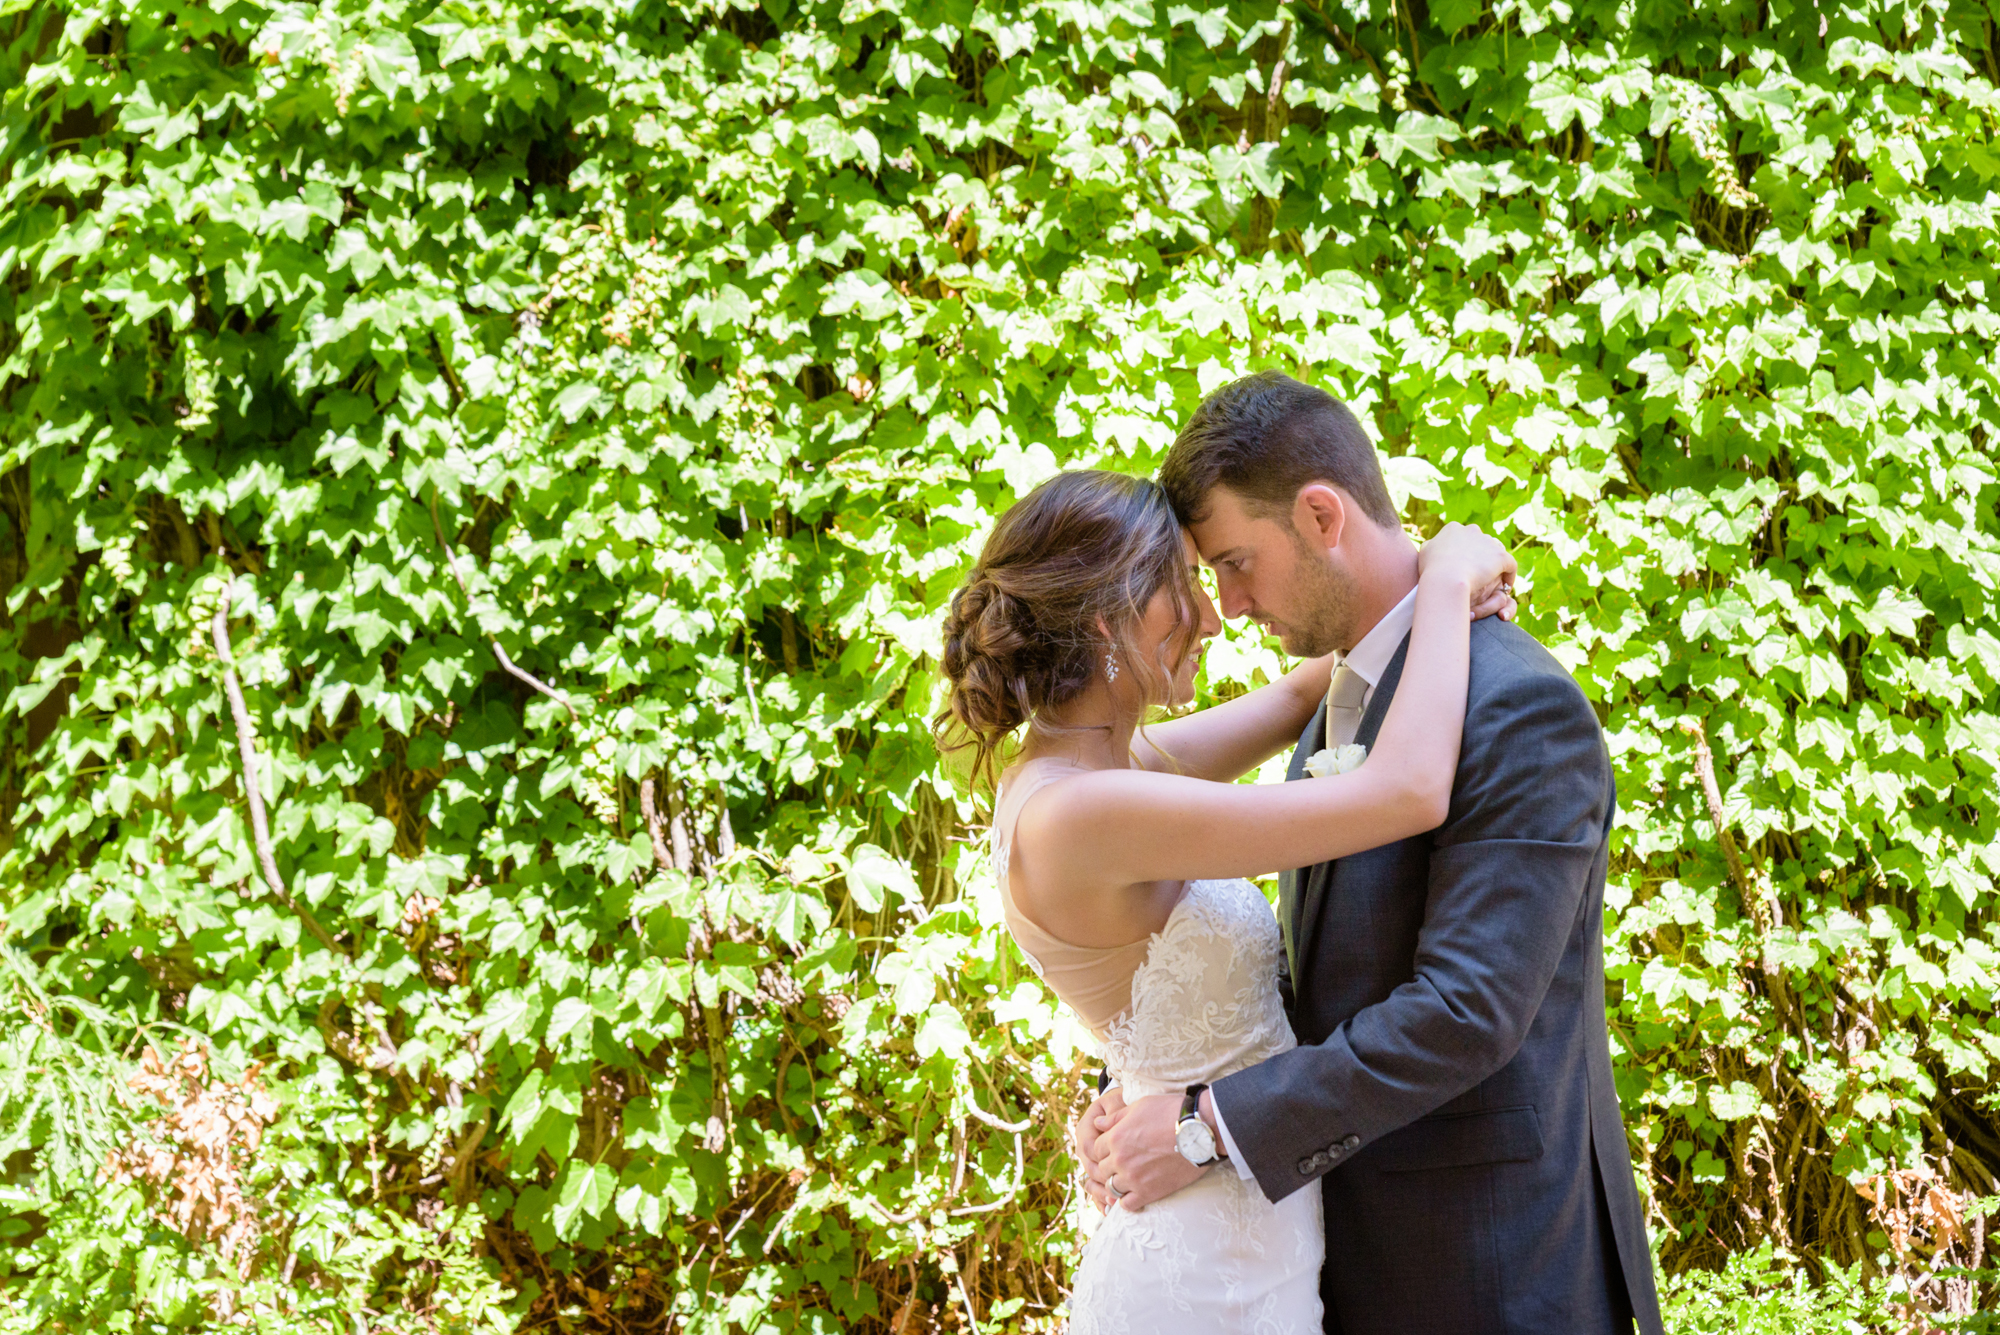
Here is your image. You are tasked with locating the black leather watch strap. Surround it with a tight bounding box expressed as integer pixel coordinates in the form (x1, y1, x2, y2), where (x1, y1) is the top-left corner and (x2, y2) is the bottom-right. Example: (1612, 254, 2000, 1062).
(1181, 1082, 1209, 1118)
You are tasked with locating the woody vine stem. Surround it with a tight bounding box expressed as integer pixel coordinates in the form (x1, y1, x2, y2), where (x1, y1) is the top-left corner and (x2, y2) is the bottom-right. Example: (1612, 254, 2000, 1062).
(211, 582, 335, 951)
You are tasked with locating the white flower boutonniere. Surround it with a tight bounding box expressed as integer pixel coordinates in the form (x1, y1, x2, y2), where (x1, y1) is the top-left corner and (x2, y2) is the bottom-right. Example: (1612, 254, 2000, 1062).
(1304, 743, 1368, 778)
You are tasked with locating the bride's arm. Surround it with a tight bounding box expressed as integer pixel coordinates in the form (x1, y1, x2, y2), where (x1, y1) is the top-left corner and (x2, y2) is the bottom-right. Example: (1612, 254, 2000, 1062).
(1019, 526, 1511, 888)
(1126, 651, 1337, 782)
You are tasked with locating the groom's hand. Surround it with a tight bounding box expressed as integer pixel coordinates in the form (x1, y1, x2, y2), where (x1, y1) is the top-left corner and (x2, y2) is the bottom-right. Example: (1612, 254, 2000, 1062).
(1073, 1086, 1126, 1212)
(1096, 1091, 1207, 1211)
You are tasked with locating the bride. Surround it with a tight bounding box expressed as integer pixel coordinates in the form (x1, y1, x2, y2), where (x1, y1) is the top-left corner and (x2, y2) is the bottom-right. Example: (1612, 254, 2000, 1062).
(933, 469, 1515, 1331)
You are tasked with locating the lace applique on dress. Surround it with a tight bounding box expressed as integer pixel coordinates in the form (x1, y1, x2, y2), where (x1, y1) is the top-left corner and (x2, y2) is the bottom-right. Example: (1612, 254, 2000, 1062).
(1050, 878, 1325, 1334)
(1102, 880, 1296, 1100)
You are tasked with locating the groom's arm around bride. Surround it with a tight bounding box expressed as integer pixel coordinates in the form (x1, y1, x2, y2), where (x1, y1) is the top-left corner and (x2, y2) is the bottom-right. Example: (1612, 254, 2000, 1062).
(1224, 618, 1661, 1333)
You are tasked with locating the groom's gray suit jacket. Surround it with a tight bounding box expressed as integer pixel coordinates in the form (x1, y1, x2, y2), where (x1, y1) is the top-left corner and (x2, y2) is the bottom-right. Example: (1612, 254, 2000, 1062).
(1211, 618, 1664, 1335)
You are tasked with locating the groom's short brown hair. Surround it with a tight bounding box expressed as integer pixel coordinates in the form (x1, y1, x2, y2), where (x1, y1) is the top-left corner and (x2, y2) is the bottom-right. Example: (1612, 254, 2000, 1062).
(1160, 371, 1398, 529)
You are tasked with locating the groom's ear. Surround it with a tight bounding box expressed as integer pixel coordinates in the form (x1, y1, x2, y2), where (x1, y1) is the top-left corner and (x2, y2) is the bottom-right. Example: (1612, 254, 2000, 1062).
(1293, 483, 1348, 553)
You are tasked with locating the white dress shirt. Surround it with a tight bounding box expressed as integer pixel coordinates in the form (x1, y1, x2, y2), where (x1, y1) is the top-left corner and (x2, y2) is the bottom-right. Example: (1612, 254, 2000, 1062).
(1210, 586, 1420, 1179)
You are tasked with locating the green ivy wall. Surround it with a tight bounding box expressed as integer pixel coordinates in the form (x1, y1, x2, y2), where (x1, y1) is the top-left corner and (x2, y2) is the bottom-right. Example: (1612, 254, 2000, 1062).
(2, 0, 1999, 1328)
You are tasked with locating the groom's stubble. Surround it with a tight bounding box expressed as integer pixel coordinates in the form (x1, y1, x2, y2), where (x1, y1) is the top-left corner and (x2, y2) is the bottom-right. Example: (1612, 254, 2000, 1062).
(1282, 528, 1368, 658)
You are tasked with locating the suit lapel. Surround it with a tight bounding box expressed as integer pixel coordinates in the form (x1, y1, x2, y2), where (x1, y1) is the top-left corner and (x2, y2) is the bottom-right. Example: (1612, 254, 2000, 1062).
(1278, 699, 1327, 983)
(1293, 635, 1414, 981)
(1351, 636, 1411, 752)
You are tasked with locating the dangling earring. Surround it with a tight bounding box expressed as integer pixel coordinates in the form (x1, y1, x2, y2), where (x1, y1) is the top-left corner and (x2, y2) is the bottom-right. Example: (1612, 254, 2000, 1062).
(1104, 650, 1119, 683)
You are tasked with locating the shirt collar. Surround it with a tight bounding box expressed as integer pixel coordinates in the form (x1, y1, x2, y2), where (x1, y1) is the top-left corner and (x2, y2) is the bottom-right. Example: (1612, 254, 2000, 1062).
(1341, 586, 1418, 691)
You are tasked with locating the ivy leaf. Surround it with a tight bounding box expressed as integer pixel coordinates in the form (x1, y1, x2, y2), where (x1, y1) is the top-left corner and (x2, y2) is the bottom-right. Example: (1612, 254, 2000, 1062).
(1529, 72, 1604, 134)
(1430, 0, 1484, 34)
(914, 1002, 971, 1061)
(691, 284, 753, 334)
(846, 845, 917, 913)
(1854, 590, 1928, 639)
(769, 884, 831, 948)
(1709, 1081, 1763, 1121)
(553, 381, 607, 423)
(820, 270, 904, 322)
(359, 31, 422, 98)
(1374, 112, 1459, 166)
(553, 1161, 618, 1241)
(502, 1068, 547, 1141)
(546, 995, 593, 1047)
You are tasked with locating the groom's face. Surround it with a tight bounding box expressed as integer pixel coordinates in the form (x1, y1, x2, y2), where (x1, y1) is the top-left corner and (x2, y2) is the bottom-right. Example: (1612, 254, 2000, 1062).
(1186, 485, 1361, 658)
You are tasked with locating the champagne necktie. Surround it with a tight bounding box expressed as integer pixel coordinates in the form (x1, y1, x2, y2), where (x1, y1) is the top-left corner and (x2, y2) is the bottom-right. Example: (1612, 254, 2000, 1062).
(1325, 663, 1369, 750)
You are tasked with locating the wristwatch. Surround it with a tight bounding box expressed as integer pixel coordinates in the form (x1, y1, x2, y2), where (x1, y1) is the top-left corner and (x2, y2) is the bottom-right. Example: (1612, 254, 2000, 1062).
(1175, 1083, 1221, 1167)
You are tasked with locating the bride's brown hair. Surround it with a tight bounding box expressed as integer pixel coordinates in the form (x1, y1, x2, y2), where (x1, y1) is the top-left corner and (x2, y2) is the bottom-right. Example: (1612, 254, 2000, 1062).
(935, 469, 1201, 786)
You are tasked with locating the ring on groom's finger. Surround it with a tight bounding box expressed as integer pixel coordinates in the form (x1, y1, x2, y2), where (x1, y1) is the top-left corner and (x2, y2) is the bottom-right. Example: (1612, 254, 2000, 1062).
(1107, 1175, 1127, 1199)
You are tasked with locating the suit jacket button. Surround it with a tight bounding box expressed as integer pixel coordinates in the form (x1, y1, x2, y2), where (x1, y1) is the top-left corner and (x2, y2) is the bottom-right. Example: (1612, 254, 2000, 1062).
(1341, 1135, 1361, 1151)
(1297, 1158, 1314, 1176)
(1325, 1145, 1343, 1163)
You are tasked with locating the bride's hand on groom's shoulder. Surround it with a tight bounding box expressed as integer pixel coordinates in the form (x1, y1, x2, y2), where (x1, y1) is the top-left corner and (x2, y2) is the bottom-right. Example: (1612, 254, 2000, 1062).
(1419, 521, 1518, 622)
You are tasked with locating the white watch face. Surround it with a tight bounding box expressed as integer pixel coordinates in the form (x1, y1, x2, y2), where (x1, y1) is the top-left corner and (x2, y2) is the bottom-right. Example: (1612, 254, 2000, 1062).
(1176, 1116, 1218, 1165)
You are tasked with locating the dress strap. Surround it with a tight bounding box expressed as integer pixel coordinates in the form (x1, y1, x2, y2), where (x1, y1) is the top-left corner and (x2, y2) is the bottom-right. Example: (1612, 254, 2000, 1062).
(993, 759, 1081, 860)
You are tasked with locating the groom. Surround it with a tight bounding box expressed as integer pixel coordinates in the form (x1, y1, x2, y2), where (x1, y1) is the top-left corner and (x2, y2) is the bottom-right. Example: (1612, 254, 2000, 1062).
(1081, 372, 1664, 1334)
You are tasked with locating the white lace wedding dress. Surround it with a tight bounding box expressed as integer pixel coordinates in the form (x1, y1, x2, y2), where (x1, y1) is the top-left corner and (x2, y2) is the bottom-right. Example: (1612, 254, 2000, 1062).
(994, 777, 1324, 1333)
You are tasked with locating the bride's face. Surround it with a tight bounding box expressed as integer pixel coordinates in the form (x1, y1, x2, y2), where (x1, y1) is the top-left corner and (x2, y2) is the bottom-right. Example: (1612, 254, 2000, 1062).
(1132, 531, 1223, 709)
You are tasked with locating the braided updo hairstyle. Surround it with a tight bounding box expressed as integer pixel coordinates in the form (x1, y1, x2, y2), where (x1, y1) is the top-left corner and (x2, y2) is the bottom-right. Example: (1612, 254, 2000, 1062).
(935, 469, 1200, 785)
